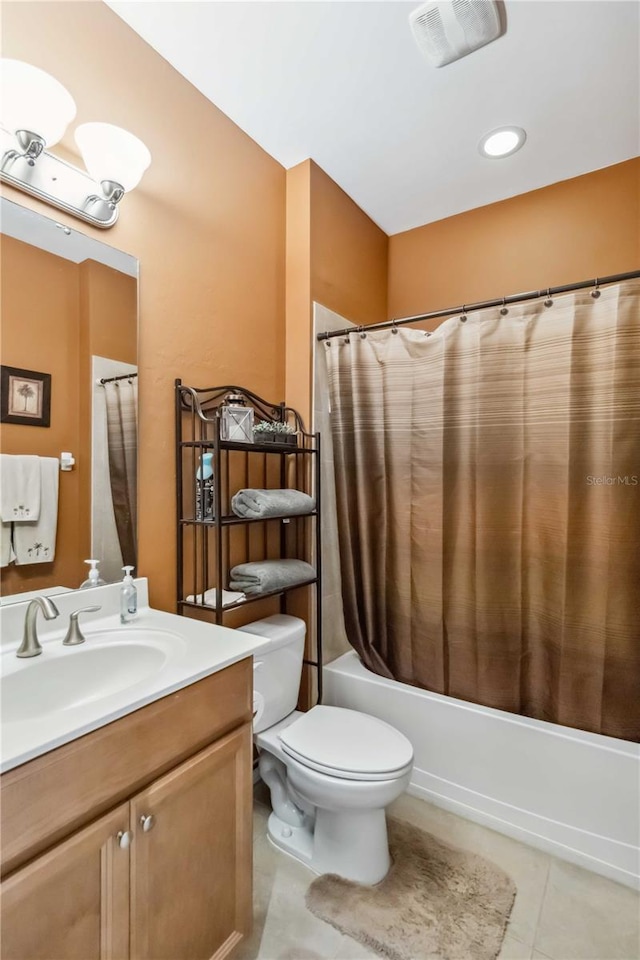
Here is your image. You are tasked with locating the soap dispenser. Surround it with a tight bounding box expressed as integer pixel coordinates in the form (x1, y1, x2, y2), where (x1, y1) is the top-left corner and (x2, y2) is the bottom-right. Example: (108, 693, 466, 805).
(80, 559, 106, 589)
(120, 566, 138, 623)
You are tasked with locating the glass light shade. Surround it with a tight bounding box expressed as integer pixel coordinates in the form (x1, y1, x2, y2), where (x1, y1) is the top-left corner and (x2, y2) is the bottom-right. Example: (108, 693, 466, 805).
(0, 59, 76, 146)
(478, 126, 526, 159)
(75, 122, 151, 192)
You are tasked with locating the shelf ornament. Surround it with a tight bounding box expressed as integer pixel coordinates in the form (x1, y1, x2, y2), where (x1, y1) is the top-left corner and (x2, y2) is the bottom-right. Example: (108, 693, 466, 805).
(220, 392, 254, 443)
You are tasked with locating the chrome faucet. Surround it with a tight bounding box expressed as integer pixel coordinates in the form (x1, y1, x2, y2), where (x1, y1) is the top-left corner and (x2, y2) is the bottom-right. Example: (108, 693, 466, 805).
(16, 596, 60, 658)
(63, 606, 102, 646)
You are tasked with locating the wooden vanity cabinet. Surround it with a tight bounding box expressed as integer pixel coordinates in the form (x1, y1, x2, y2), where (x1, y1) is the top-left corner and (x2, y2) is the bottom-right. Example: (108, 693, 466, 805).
(0, 803, 131, 960)
(130, 724, 252, 960)
(0, 660, 253, 960)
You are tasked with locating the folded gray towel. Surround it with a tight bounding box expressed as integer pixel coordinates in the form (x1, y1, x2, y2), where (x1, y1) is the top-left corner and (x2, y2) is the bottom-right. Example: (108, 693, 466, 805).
(229, 559, 316, 595)
(231, 488, 315, 519)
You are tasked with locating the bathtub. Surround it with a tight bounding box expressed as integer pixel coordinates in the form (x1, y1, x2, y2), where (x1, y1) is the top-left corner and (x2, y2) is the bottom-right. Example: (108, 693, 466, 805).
(324, 651, 640, 890)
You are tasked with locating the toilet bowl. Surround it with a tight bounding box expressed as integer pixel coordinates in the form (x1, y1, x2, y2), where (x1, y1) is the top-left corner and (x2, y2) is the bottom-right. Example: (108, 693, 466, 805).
(241, 615, 414, 884)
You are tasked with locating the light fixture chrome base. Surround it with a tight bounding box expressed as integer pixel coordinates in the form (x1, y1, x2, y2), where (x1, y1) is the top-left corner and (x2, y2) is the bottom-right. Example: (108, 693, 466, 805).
(100, 180, 125, 204)
(0, 145, 119, 229)
(14, 130, 45, 166)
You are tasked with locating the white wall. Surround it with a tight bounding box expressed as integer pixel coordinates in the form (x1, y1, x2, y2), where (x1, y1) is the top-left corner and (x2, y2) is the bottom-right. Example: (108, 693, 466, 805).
(91, 356, 137, 583)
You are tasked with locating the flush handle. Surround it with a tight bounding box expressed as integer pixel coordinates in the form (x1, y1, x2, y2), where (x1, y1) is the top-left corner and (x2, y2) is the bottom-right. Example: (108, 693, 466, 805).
(116, 830, 132, 849)
(140, 814, 155, 833)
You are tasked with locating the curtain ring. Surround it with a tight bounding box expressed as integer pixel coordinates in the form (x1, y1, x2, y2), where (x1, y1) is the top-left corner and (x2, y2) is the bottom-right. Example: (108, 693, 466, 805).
(591, 278, 601, 299)
(324, 340, 331, 348)
(358, 325, 366, 339)
(544, 288, 553, 308)
(391, 319, 399, 335)
(460, 305, 468, 322)
(500, 297, 508, 316)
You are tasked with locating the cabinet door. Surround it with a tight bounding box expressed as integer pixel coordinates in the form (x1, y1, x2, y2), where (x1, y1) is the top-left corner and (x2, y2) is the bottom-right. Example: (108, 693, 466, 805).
(130, 723, 252, 960)
(0, 803, 130, 960)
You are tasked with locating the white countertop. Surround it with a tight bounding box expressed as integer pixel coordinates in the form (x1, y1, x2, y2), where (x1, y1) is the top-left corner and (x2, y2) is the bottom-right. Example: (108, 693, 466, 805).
(0, 579, 269, 773)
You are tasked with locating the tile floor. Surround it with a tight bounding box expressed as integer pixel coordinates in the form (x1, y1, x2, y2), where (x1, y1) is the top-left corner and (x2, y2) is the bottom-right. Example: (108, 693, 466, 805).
(238, 788, 640, 960)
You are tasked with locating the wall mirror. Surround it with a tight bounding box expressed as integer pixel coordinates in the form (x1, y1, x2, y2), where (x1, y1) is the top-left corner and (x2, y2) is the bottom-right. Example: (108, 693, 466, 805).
(0, 197, 138, 603)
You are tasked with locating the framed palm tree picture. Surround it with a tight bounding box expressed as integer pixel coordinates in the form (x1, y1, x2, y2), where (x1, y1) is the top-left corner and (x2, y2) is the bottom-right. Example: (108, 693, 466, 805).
(1, 365, 51, 427)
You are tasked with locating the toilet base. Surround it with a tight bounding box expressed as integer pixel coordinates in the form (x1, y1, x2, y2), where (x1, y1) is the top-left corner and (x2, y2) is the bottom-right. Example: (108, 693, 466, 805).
(266, 807, 391, 885)
(267, 811, 314, 866)
(312, 806, 390, 883)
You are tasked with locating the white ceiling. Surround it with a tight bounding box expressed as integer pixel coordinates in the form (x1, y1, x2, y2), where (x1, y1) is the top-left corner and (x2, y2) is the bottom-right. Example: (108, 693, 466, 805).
(107, 1, 639, 235)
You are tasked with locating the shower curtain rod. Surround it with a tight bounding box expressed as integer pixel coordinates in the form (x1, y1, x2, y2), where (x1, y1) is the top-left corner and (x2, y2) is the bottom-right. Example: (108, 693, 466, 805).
(98, 372, 138, 385)
(316, 269, 640, 341)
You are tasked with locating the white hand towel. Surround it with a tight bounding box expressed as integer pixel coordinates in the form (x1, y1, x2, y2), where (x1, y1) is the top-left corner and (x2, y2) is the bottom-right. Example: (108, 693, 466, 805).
(12, 458, 59, 565)
(185, 588, 245, 607)
(0, 522, 14, 567)
(0, 455, 41, 521)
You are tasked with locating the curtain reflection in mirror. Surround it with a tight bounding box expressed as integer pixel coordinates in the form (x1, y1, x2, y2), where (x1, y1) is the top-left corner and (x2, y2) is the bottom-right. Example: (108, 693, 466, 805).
(103, 377, 137, 569)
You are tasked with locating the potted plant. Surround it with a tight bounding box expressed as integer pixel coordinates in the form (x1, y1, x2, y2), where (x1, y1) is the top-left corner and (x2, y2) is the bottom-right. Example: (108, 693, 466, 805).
(253, 420, 298, 446)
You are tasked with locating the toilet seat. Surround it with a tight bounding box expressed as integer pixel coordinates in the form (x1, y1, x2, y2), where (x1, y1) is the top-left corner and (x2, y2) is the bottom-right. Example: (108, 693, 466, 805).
(278, 705, 414, 782)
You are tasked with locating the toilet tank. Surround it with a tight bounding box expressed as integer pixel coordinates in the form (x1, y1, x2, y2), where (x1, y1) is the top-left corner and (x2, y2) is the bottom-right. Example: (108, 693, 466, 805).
(238, 614, 306, 733)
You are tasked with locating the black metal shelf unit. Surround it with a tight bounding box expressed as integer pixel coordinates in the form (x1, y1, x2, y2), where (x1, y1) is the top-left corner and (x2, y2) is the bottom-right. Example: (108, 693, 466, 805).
(175, 381, 322, 699)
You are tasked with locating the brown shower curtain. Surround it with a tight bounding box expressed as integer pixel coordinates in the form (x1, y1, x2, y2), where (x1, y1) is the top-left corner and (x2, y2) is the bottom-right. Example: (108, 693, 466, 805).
(325, 280, 640, 741)
(104, 379, 138, 568)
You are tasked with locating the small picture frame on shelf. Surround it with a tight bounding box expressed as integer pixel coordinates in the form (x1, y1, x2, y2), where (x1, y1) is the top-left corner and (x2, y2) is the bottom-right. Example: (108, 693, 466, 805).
(1, 365, 51, 427)
(220, 393, 254, 443)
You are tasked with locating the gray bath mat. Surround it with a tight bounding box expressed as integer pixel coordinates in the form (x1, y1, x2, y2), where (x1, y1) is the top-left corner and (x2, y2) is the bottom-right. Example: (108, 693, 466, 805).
(305, 818, 516, 960)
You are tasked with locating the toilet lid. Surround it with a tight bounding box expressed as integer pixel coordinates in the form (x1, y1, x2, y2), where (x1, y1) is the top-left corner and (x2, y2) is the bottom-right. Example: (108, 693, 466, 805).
(278, 705, 414, 781)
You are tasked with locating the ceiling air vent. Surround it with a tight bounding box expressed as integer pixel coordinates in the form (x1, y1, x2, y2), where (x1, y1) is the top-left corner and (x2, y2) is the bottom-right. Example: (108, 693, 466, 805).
(409, 0, 502, 67)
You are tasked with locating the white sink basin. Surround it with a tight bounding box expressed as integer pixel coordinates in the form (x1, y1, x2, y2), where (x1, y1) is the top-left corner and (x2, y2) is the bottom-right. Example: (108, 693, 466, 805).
(0, 583, 271, 773)
(2, 628, 185, 724)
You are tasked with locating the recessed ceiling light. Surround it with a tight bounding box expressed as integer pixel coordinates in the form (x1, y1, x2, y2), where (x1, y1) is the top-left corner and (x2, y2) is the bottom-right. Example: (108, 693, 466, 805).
(478, 126, 527, 159)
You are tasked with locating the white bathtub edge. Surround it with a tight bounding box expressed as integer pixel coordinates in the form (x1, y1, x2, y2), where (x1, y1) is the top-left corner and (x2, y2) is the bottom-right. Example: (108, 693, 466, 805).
(324, 651, 640, 891)
(408, 773, 640, 890)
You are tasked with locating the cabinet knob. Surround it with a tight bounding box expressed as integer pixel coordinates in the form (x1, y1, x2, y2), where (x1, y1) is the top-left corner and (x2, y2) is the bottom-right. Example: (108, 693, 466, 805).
(140, 814, 155, 832)
(116, 830, 132, 849)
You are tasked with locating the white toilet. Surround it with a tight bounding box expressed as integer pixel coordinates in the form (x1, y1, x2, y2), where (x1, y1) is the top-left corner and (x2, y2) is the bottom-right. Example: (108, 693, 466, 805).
(241, 614, 414, 884)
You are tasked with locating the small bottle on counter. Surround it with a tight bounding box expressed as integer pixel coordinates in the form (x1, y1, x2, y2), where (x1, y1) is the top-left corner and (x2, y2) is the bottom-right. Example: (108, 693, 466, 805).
(120, 566, 138, 623)
(80, 559, 106, 589)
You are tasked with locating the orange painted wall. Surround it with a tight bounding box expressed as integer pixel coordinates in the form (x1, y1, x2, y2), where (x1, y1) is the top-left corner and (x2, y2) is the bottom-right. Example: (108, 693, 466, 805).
(310, 161, 388, 327)
(1, 236, 82, 594)
(285, 163, 313, 425)
(1, 1, 286, 614)
(388, 159, 640, 322)
(285, 160, 388, 425)
(79, 261, 137, 366)
(1, 236, 138, 596)
(4, 3, 634, 621)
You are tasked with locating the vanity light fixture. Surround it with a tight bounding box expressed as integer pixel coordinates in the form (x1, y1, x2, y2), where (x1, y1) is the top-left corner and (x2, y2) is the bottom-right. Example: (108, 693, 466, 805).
(0, 59, 77, 159)
(0, 60, 151, 229)
(75, 123, 151, 207)
(478, 126, 526, 159)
